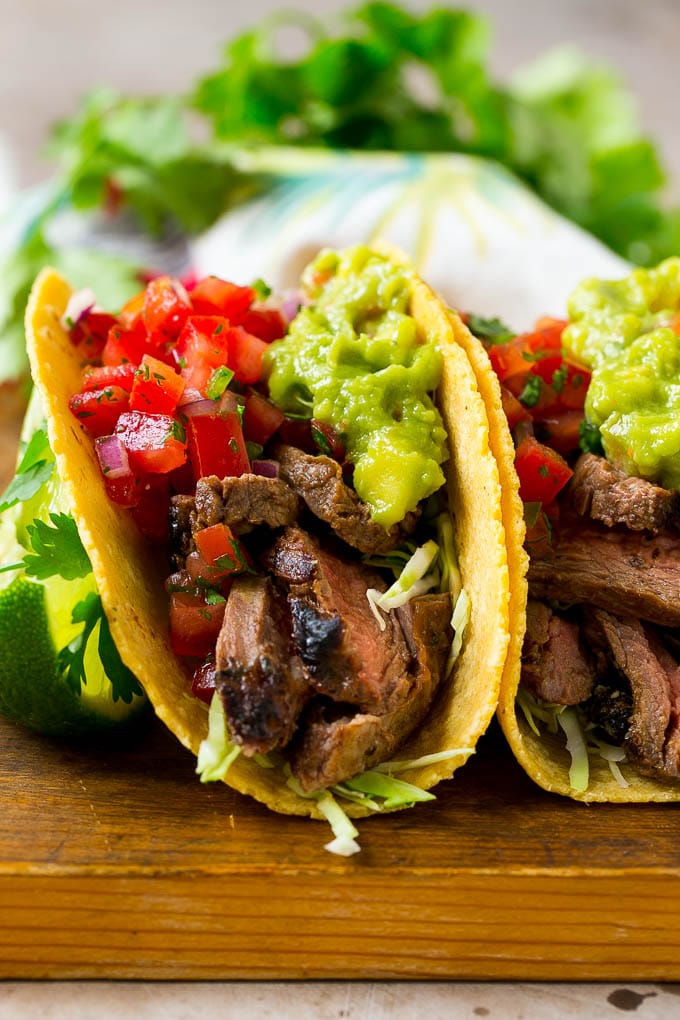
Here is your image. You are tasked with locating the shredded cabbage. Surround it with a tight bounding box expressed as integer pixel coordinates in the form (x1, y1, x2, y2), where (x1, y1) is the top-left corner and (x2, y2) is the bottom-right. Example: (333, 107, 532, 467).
(196, 692, 241, 783)
(373, 747, 475, 775)
(286, 775, 361, 857)
(366, 538, 439, 630)
(557, 707, 589, 794)
(343, 770, 435, 809)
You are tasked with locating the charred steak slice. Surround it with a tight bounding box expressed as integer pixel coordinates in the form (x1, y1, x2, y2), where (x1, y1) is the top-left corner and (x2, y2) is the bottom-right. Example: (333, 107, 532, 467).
(569, 453, 679, 534)
(169, 474, 300, 567)
(215, 575, 309, 755)
(263, 526, 411, 713)
(289, 593, 452, 791)
(584, 608, 680, 781)
(521, 600, 595, 705)
(274, 443, 418, 555)
(528, 521, 680, 627)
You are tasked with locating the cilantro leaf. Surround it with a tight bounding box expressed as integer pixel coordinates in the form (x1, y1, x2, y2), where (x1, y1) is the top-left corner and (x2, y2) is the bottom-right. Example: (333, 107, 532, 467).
(56, 592, 143, 702)
(56, 592, 103, 695)
(466, 314, 515, 344)
(96, 605, 144, 703)
(0, 429, 54, 514)
(22, 512, 91, 581)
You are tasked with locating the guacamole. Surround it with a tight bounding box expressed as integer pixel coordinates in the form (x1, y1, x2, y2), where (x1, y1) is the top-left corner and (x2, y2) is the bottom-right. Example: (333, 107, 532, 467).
(265, 246, 448, 528)
(563, 257, 680, 489)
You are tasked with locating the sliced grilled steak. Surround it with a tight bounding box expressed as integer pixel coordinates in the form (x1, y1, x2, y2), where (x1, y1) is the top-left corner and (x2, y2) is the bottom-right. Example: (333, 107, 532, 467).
(194, 473, 300, 531)
(274, 444, 419, 555)
(289, 593, 452, 791)
(584, 608, 680, 780)
(528, 521, 680, 627)
(521, 600, 595, 705)
(263, 526, 412, 713)
(570, 453, 679, 533)
(215, 575, 309, 755)
(169, 474, 300, 568)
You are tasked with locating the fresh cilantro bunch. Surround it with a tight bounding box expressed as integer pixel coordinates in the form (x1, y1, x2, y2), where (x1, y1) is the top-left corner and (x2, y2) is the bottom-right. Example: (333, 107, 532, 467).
(194, 1, 680, 266)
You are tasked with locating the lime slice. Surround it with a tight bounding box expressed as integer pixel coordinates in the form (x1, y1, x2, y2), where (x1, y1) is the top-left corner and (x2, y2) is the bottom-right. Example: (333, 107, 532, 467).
(0, 572, 146, 737)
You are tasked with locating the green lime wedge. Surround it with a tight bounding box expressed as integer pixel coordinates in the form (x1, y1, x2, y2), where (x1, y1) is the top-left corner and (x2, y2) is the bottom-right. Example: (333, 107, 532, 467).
(0, 573, 146, 737)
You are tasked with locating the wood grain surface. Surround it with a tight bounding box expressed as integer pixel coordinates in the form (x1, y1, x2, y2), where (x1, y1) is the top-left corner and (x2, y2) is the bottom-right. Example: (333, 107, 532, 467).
(1, 712, 680, 982)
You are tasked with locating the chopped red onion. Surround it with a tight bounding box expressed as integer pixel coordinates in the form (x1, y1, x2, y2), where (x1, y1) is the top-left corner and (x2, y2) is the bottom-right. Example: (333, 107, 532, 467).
(60, 288, 96, 332)
(251, 459, 280, 478)
(181, 398, 218, 417)
(280, 289, 305, 324)
(217, 390, 245, 415)
(95, 435, 132, 479)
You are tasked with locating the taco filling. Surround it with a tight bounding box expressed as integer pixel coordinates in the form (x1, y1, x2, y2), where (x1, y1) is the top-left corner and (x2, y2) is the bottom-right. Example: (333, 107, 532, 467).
(25, 244, 511, 849)
(470, 257, 680, 800)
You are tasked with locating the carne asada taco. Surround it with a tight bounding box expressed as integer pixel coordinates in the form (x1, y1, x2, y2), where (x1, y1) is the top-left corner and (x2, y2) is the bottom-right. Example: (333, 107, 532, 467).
(471, 257, 680, 801)
(24, 244, 512, 850)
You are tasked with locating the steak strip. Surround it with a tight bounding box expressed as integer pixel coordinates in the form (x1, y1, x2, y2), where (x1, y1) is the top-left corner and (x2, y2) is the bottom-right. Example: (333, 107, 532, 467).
(521, 600, 595, 705)
(274, 443, 419, 555)
(528, 521, 680, 627)
(569, 453, 679, 534)
(289, 593, 452, 791)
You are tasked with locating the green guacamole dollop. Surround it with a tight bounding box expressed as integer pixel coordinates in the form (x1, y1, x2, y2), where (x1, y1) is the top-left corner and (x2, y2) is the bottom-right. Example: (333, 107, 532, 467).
(265, 246, 448, 528)
(563, 257, 680, 489)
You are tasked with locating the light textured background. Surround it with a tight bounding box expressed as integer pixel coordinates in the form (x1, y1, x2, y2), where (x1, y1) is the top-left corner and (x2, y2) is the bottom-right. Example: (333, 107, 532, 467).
(1, 0, 679, 1015)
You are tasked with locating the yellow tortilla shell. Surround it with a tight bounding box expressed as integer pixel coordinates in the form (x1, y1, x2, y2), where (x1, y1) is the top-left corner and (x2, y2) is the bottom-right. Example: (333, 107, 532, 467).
(25, 257, 510, 818)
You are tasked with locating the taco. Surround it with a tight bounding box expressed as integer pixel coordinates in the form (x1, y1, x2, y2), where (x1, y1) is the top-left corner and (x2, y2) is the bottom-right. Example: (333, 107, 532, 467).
(24, 244, 513, 851)
(466, 258, 680, 802)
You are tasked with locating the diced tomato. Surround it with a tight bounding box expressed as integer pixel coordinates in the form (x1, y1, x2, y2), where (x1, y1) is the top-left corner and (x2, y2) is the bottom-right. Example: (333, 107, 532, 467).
(524, 501, 560, 559)
(500, 384, 531, 430)
(69, 311, 118, 361)
(186, 410, 250, 480)
(130, 354, 185, 415)
(142, 275, 192, 347)
(555, 361, 591, 410)
(69, 386, 130, 438)
(189, 276, 255, 321)
(82, 363, 136, 393)
(195, 523, 253, 578)
(102, 324, 148, 367)
(311, 419, 346, 461)
(224, 326, 268, 384)
(176, 316, 230, 394)
(242, 391, 285, 446)
(168, 588, 226, 658)
(240, 306, 287, 342)
(118, 291, 145, 331)
(277, 416, 315, 453)
(115, 410, 187, 474)
(537, 409, 584, 456)
(514, 435, 573, 506)
(129, 475, 171, 542)
(102, 470, 139, 508)
(191, 659, 218, 704)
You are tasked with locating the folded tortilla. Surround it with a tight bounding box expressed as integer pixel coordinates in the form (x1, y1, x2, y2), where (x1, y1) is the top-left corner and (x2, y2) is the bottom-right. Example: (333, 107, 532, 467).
(25, 254, 512, 818)
(458, 314, 680, 804)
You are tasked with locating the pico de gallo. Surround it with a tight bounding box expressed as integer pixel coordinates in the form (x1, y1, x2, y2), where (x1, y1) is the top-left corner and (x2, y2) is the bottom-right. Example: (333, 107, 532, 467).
(64, 272, 297, 685)
(465, 313, 593, 553)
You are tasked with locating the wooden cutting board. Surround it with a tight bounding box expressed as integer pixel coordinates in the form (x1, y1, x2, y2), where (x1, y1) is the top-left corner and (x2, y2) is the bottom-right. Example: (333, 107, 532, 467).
(2, 712, 680, 982)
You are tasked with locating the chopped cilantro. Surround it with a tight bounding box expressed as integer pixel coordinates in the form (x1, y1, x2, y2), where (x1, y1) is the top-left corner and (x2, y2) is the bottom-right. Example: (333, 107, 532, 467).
(552, 365, 568, 393)
(579, 419, 604, 455)
(466, 314, 515, 344)
(251, 278, 272, 300)
(206, 365, 234, 400)
(245, 441, 264, 461)
(518, 375, 542, 408)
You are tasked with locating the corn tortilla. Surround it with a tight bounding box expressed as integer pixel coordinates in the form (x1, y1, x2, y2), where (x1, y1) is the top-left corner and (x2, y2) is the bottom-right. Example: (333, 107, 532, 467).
(25, 257, 511, 818)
